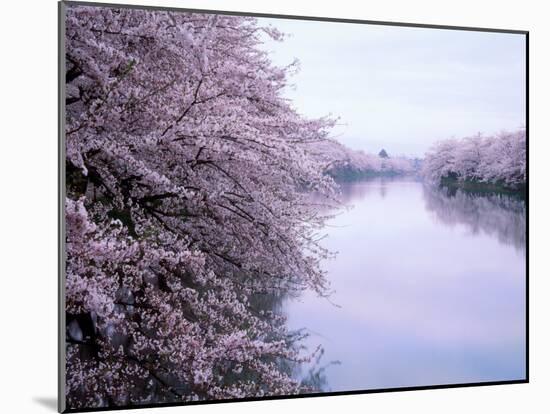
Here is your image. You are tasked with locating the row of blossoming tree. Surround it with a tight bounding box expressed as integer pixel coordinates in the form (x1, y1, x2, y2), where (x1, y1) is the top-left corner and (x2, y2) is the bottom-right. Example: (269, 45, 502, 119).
(309, 139, 418, 181)
(65, 5, 338, 409)
(422, 129, 526, 191)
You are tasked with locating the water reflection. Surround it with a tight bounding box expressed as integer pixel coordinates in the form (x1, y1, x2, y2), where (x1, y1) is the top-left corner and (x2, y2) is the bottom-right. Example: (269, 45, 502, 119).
(423, 185, 526, 252)
(335, 175, 411, 203)
(248, 289, 333, 391)
(285, 178, 526, 393)
(298, 350, 341, 393)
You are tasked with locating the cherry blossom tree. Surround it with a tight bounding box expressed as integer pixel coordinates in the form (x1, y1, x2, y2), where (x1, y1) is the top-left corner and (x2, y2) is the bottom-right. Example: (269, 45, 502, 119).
(422, 129, 526, 190)
(64, 4, 336, 409)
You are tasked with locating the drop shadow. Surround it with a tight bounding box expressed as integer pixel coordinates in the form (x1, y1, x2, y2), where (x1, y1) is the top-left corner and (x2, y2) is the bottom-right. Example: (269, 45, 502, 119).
(33, 397, 57, 412)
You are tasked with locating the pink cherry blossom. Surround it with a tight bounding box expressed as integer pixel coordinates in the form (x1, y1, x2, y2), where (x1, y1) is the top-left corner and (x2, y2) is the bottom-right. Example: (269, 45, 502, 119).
(65, 4, 336, 409)
(422, 129, 526, 189)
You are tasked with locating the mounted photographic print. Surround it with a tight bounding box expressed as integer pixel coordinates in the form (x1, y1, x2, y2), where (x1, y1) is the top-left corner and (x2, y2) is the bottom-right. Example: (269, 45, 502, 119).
(59, 1, 528, 412)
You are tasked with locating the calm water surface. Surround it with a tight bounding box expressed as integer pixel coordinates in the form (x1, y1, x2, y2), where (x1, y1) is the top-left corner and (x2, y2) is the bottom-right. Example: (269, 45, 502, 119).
(286, 178, 526, 391)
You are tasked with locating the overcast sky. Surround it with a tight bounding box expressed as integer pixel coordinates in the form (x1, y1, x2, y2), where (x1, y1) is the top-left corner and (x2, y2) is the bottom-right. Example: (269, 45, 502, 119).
(258, 18, 526, 157)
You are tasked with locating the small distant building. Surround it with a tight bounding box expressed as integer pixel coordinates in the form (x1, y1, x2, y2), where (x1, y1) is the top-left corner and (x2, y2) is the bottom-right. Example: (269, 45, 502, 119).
(378, 149, 389, 158)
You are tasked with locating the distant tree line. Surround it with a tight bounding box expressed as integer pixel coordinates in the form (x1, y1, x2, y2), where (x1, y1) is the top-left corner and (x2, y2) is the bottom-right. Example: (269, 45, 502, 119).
(308, 140, 419, 182)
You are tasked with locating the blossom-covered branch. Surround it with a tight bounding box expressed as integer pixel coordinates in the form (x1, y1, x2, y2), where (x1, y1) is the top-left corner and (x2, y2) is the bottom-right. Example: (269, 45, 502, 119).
(65, 5, 336, 409)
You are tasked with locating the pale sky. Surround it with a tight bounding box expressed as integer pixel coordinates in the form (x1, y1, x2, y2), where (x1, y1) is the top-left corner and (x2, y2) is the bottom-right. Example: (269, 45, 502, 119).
(258, 18, 526, 157)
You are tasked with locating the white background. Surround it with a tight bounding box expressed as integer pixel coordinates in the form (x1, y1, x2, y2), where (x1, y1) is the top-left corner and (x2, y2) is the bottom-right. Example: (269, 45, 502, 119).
(0, 0, 546, 412)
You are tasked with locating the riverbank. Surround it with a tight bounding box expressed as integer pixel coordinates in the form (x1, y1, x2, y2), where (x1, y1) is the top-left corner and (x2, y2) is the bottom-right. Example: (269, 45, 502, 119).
(440, 177, 526, 198)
